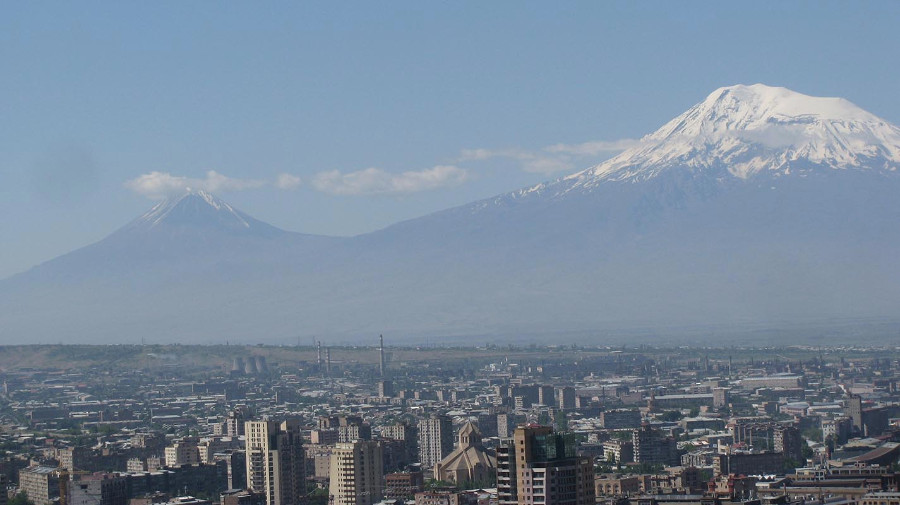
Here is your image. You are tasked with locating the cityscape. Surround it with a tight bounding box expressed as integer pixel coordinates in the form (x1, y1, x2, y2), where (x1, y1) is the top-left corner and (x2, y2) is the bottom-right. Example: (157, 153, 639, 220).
(2, 5, 900, 505)
(0, 343, 897, 505)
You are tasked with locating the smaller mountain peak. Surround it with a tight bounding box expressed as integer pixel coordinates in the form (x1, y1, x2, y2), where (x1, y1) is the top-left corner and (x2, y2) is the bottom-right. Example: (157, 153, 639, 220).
(119, 190, 285, 238)
(137, 190, 237, 227)
(173, 188, 228, 211)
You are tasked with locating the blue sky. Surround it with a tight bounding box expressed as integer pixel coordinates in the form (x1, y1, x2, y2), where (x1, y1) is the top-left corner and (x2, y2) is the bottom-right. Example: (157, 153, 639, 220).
(2, 2, 899, 278)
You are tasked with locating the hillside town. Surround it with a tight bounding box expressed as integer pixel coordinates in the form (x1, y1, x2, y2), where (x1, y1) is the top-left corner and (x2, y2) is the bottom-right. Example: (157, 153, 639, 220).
(0, 343, 898, 505)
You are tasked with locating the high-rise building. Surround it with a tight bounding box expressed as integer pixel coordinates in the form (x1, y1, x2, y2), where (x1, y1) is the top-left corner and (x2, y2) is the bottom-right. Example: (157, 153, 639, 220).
(632, 424, 678, 466)
(822, 417, 853, 445)
(556, 388, 576, 410)
(712, 388, 729, 409)
(329, 441, 383, 505)
(495, 439, 517, 505)
(224, 409, 248, 437)
(339, 424, 372, 443)
(496, 425, 594, 505)
(497, 413, 526, 439)
(378, 380, 394, 398)
(774, 425, 803, 463)
(476, 413, 498, 439)
(58, 447, 89, 472)
(211, 451, 247, 490)
(19, 467, 60, 505)
(382, 422, 418, 464)
(538, 386, 555, 407)
(66, 474, 127, 505)
(165, 437, 201, 467)
(245, 420, 306, 505)
(497, 414, 513, 439)
(845, 395, 863, 433)
(418, 415, 454, 470)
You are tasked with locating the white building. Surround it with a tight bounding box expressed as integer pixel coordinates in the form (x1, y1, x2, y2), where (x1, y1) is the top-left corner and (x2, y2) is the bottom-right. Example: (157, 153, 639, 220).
(245, 420, 305, 505)
(329, 440, 383, 505)
(418, 415, 453, 471)
(165, 438, 200, 467)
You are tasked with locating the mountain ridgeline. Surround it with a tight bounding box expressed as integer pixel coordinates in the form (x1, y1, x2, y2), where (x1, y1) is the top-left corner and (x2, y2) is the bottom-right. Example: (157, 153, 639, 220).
(3, 84, 900, 344)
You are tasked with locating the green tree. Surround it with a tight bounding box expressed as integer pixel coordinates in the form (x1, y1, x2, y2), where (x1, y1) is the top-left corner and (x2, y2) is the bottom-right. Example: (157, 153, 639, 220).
(425, 479, 455, 490)
(802, 427, 822, 443)
(537, 412, 551, 426)
(659, 410, 683, 422)
(783, 458, 801, 473)
(307, 487, 329, 505)
(801, 442, 814, 460)
(555, 411, 568, 433)
(9, 492, 35, 505)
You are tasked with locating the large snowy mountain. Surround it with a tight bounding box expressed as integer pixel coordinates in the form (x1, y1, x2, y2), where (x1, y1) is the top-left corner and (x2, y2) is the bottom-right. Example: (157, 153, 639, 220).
(3, 84, 900, 344)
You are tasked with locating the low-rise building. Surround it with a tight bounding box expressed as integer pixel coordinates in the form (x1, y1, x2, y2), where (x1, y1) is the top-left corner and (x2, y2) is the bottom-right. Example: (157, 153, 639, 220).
(595, 474, 641, 496)
(67, 474, 127, 505)
(414, 492, 477, 505)
(384, 472, 424, 501)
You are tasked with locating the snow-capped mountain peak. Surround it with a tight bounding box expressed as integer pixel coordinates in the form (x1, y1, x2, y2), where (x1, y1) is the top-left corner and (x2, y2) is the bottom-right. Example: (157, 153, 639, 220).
(120, 189, 284, 237)
(564, 83, 900, 189)
(136, 190, 247, 228)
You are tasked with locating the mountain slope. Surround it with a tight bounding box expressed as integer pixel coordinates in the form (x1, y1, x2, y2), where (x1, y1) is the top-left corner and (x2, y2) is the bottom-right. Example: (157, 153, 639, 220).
(2, 84, 900, 344)
(2, 190, 341, 288)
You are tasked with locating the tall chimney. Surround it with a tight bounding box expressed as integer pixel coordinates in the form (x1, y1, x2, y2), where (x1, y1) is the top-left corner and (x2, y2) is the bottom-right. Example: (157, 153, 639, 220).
(379, 334, 385, 377)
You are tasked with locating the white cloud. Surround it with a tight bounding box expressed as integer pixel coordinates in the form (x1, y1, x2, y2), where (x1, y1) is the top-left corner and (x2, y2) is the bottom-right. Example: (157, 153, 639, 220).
(125, 170, 300, 199)
(458, 148, 530, 162)
(312, 165, 468, 196)
(522, 157, 575, 174)
(544, 138, 641, 156)
(123, 136, 638, 200)
(202, 170, 266, 193)
(458, 149, 574, 175)
(275, 173, 302, 190)
(458, 148, 570, 174)
(458, 138, 641, 174)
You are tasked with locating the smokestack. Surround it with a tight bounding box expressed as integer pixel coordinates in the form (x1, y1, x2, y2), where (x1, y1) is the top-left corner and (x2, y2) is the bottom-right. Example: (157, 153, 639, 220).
(317, 341, 322, 368)
(326, 348, 331, 375)
(379, 334, 385, 378)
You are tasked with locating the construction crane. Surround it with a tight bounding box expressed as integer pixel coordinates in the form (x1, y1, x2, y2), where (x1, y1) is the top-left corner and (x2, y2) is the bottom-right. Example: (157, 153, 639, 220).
(58, 467, 95, 505)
